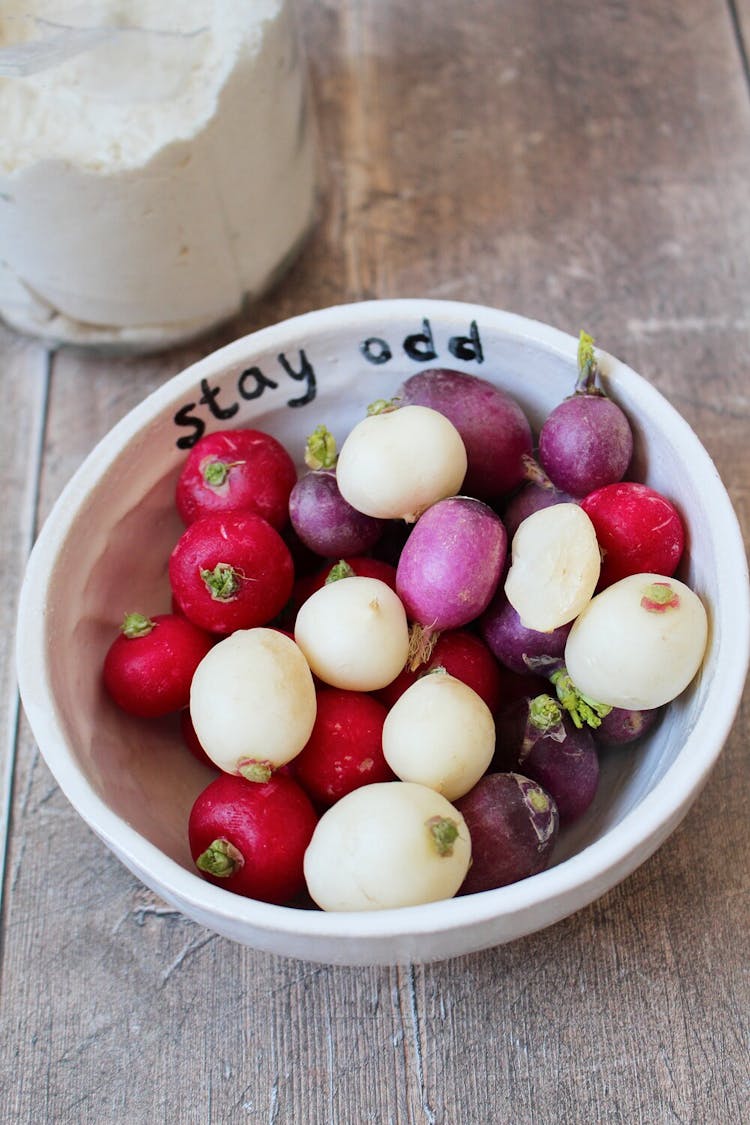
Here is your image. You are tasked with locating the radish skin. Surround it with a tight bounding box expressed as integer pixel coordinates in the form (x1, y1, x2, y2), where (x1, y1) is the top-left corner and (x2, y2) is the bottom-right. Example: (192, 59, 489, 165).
(303, 781, 472, 911)
(190, 628, 317, 778)
(396, 496, 507, 635)
(335, 404, 467, 521)
(564, 573, 708, 709)
(382, 673, 496, 801)
(294, 576, 410, 691)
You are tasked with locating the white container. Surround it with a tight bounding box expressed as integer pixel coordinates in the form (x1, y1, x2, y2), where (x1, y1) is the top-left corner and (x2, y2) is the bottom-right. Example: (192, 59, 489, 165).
(0, 1, 318, 350)
(15, 299, 750, 966)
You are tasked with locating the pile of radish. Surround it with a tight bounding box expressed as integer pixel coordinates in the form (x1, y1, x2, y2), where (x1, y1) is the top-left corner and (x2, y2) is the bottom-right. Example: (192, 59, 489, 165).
(102, 332, 708, 912)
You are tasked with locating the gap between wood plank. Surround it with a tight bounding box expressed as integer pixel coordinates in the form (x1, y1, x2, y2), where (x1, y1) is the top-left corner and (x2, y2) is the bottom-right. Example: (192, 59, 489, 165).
(726, 0, 750, 95)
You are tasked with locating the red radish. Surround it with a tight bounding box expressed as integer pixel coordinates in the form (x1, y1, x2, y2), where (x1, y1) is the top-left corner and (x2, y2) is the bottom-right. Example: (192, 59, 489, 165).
(396, 496, 507, 648)
(292, 689, 394, 807)
(175, 428, 297, 530)
(580, 481, 685, 588)
(169, 512, 294, 634)
(188, 773, 318, 904)
(102, 612, 213, 718)
(538, 332, 633, 497)
(397, 368, 534, 499)
(377, 629, 504, 713)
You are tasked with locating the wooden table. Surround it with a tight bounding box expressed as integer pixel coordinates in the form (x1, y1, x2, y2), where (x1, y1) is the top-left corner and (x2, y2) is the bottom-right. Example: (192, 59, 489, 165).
(2, 2, 749, 1121)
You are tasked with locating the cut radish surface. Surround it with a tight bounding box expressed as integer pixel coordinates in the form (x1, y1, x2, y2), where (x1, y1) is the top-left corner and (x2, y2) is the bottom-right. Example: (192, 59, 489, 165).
(504, 503, 601, 632)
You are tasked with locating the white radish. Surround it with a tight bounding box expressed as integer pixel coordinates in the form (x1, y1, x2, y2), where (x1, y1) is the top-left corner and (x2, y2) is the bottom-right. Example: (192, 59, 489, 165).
(382, 672, 495, 800)
(564, 573, 708, 709)
(190, 628, 316, 780)
(334, 403, 468, 521)
(303, 781, 472, 911)
(294, 575, 410, 691)
(504, 502, 601, 631)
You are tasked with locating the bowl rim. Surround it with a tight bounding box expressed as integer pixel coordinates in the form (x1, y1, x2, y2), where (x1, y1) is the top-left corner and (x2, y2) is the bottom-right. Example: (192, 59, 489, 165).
(15, 298, 750, 946)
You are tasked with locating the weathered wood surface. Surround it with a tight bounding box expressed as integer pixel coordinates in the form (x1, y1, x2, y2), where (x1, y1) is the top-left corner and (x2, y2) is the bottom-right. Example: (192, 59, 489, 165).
(1, 1, 748, 1122)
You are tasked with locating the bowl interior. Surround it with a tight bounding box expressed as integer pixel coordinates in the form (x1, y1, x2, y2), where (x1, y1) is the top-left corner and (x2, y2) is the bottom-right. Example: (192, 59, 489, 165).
(19, 300, 745, 959)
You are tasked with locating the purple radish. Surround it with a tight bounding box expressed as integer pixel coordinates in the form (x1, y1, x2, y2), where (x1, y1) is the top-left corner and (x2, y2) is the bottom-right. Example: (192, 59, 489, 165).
(538, 332, 633, 497)
(479, 591, 572, 676)
(289, 470, 384, 557)
(288, 425, 384, 557)
(397, 368, 534, 499)
(455, 772, 559, 893)
(502, 693, 600, 826)
(502, 455, 576, 540)
(595, 705, 662, 746)
(396, 497, 507, 646)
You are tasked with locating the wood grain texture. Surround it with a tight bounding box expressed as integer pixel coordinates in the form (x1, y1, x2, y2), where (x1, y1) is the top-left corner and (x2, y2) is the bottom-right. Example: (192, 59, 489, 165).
(1, 1, 749, 1123)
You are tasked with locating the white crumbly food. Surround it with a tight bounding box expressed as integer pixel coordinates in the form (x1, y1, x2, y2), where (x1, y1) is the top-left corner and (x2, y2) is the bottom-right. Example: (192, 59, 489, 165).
(0, 1, 317, 347)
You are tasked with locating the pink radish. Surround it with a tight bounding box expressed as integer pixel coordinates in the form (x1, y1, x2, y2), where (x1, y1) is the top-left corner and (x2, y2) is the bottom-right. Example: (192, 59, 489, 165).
(396, 497, 507, 647)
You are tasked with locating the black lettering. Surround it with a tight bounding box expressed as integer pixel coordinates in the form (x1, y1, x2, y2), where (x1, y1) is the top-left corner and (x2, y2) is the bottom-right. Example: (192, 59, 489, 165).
(404, 318, 437, 362)
(360, 337, 392, 365)
(238, 365, 278, 400)
(173, 404, 205, 449)
(279, 349, 316, 407)
(449, 320, 484, 363)
(199, 377, 239, 420)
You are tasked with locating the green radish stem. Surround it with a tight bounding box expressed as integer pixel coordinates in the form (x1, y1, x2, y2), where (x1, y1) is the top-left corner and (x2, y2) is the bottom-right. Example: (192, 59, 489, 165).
(550, 668, 611, 729)
(238, 759, 274, 783)
(196, 838, 244, 877)
(121, 612, 155, 638)
(574, 330, 605, 396)
(325, 560, 356, 583)
(305, 425, 337, 471)
(529, 693, 565, 734)
(427, 816, 459, 856)
(201, 562, 240, 601)
(366, 397, 399, 415)
(203, 459, 243, 488)
(640, 581, 681, 612)
(527, 787, 552, 814)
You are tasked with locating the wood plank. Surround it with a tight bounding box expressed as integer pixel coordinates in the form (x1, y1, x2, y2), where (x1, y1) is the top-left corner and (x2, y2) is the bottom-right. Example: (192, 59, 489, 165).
(0, 326, 49, 915)
(1, 0, 749, 1122)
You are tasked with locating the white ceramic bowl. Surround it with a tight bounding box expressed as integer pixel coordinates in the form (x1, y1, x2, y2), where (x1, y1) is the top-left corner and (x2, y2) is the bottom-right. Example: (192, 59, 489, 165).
(16, 299, 749, 966)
